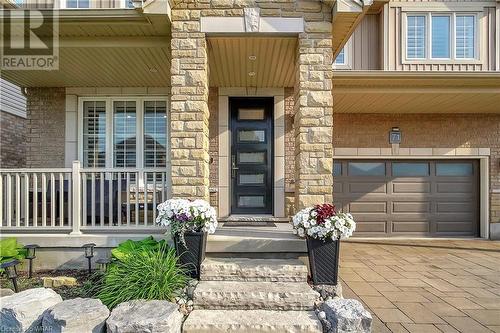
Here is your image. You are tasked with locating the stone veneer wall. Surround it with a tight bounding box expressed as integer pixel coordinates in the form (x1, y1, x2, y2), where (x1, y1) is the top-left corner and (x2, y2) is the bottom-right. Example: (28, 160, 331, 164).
(25, 88, 65, 168)
(0, 111, 26, 167)
(333, 113, 500, 224)
(208, 87, 219, 209)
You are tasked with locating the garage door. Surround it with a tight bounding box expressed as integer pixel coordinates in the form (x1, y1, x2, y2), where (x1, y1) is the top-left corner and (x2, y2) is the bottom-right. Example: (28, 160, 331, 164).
(333, 160, 479, 237)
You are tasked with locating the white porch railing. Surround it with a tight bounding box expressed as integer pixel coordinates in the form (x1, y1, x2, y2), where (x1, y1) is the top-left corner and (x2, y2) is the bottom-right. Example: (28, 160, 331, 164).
(0, 161, 169, 234)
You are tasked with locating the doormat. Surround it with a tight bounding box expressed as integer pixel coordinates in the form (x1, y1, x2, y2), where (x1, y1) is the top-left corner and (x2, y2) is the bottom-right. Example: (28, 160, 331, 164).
(222, 222, 277, 227)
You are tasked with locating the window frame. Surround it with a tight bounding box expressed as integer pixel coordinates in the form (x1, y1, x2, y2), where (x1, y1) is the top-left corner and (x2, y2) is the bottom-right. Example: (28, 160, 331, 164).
(78, 96, 169, 170)
(402, 11, 480, 64)
(332, 38, 353, 70)
(58, 0, 130, 8)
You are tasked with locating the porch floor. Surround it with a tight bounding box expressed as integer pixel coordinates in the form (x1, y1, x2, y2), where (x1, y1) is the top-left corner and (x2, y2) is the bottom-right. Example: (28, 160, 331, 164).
(339, 239, 500, 333)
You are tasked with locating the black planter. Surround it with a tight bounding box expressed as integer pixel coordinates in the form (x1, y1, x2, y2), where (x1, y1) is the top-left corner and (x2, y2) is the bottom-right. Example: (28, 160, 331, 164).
(173, 231, 207, 279)
(306, 237, 340, 285)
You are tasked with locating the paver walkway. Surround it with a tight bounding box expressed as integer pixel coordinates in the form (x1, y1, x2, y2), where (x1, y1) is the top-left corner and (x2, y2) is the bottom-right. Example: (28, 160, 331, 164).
(339, 239, 500, 333)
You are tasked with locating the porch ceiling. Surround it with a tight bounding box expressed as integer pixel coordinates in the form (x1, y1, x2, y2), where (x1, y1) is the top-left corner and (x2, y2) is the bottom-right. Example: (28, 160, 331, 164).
(333, 71, 500, 114)
(0, 10, 171, 87)
(207, 36, 297, 88)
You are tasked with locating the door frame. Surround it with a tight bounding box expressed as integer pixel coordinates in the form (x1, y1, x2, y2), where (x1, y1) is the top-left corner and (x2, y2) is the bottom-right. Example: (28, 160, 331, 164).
(217, 88, 285, 218)
(333, 153, 490, 239)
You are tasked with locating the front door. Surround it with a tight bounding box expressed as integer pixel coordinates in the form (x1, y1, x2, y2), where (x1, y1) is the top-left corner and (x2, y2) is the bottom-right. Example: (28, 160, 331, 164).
(230, 97, 273, 214)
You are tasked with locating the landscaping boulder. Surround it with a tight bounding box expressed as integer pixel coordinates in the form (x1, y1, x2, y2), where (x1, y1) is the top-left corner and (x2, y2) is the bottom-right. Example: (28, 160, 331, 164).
(0, 288, 62, 333)
(42, 276, 78, 288)
(107, 300, 183, 333)
(0, 288, 14, 297)
(319, 298, 372, 333)
(42, 298, 110, 333)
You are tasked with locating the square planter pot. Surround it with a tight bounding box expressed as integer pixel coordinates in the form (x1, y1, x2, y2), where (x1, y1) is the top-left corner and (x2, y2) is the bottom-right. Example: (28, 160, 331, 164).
(306, 237, 340, 285)
(173, 231, 207, 280)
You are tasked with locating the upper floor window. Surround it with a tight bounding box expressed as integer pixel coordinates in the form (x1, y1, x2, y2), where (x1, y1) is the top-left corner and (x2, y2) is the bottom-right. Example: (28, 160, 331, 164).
(333, 39, 352, 69)
(334, 48, 346, 65)
(405, 13, 477, 61)
(67, 0, 89, 8)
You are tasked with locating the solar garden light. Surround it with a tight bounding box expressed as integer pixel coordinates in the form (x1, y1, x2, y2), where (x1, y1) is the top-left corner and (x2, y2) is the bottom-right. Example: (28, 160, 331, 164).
(96, 258, 111, 273)
(1, 259, 20, 293)
(82, 243, 96, 274)
(24, 244, 40, 278)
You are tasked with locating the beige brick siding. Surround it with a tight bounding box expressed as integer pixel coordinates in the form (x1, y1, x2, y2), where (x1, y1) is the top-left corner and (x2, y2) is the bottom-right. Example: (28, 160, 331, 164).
(209, 87, 219, 209)
(0, 111, 26, 168)
(25, 88, 65, 168)
(333, 113, 500, 224)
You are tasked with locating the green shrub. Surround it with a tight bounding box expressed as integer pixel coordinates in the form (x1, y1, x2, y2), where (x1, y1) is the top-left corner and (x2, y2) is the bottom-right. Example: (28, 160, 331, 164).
(95, 243, 188, 309)
(0, 238, 27, 267)
(111, 236, 166, 261)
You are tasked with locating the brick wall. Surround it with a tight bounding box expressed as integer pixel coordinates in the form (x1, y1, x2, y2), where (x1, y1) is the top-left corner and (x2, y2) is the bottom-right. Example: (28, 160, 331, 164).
(25, 88, 65, 168)
(0, 111, 26, 167)
(333, 113, 500, 224)
(208, 87, 219, 209)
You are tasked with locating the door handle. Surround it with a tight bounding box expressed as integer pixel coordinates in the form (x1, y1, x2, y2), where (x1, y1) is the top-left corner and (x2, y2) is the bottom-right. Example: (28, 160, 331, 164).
(231, 155, 239, 178)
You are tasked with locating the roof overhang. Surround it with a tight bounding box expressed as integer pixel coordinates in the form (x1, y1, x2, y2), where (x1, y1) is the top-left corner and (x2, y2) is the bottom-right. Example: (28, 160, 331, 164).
(333, 71, 500, 113)
(0, 9, 171, 87)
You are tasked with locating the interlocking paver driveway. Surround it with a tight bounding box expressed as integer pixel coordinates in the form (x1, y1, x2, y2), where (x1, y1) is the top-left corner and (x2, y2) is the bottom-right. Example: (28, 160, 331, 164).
(340, 239, 500, 333)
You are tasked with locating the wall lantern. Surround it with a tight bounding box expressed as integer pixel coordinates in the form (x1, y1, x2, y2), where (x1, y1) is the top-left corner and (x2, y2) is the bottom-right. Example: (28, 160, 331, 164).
(96, 258, 111, 273)
(82, 243, 96, 274)
(1, 259, 20, 292)
(24, 244, 40, 278)
(389, 127, 402, 144)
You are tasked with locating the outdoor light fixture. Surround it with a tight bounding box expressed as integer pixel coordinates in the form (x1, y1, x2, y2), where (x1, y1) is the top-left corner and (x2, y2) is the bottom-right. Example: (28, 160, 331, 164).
(24, 244, 40, 279)
(82, 243, 96, 274)
(96, 258, 111, 272)
(248, 55, 257, 61)
(389, 127, 402, 144)
(1, 259, 20, 293)
(248, 71, 256, 77)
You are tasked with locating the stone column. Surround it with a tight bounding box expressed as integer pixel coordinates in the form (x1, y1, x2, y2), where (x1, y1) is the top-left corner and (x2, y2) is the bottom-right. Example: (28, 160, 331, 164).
(294, 22, 334, 210)
(170, 9, 210, 201)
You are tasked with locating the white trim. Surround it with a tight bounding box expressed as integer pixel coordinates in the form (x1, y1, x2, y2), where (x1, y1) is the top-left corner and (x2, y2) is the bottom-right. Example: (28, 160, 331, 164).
(333, 38, 353, 70)
(402, 11, 482, 65)
(200, 16, 304, 34)
(218, 88, 285, 218)
(333, 153, 490, 239)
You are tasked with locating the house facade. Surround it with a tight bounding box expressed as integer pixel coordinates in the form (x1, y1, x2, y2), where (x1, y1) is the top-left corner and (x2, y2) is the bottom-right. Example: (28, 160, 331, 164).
(1, 0, 500, 265)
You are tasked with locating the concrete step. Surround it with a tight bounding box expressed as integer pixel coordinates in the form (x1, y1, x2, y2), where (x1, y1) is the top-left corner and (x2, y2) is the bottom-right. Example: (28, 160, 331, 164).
(183, 309, 323, 333)
(200, 258, 308, 282)
(193, 281, 319, 310)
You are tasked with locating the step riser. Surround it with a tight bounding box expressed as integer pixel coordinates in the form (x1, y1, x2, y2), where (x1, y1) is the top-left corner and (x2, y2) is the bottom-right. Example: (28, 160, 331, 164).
(200, 276, 306, 282)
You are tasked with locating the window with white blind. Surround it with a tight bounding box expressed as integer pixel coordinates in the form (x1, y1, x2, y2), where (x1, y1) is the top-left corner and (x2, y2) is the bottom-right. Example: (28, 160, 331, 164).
(405, 13, 478, 62)
(66, 0, 89, 8)
(79, 97, 168, 169)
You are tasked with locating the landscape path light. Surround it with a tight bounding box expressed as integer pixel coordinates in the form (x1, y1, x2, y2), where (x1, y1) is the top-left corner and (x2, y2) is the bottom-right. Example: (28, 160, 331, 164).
(82, 243, 97, 274)
(1, 259, 20, 292)
(24, 244, 40, 278)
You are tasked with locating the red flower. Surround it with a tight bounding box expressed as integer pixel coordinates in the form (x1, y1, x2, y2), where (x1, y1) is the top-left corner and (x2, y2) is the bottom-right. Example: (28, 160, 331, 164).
(314, 204, 336, 225)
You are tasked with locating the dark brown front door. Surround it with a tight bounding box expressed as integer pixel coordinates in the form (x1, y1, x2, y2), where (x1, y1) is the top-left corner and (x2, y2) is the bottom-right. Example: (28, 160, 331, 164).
(230, 97, 273, 214)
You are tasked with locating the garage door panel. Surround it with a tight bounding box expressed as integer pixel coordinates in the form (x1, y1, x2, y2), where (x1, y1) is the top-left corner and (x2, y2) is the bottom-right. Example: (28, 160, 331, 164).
(436, 182, 474, 194)
(393, 182, 431, 194)
(392, 221, 429, 233)
(349, 202, 387, 213)
(334, 159, 479, 237)
(393, 201, 431, 213)
(348, 182, 387, 194)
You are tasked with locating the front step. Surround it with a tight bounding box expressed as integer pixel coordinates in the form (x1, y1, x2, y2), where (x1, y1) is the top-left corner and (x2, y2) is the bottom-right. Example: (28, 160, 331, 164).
(193, 281, 319, 310)
(183, 310, 323, 333)
(201, 258, 308, 282)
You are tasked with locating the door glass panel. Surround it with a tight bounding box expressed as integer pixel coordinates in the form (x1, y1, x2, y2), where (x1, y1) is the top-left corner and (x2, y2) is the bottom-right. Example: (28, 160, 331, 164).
(238, 195, 265, 208)
(113, 101, 137, 167)
(239, 173, 265, 185)
(333, 162, 342, 176)
(83, 101, 106, 168)
(144, 101, 167, 168)
(392, 163, 430, 176)
(238, 108, 265, 120)
(238, 130, 265, 142)
(348, 162, 385, 176)
(436, 163, 473, 176)
(238, 152, 265, 164)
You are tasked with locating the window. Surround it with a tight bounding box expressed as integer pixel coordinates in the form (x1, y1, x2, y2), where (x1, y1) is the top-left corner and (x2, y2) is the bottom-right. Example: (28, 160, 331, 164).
(407, 15, 426, 59)
(405, 13, 477, 61)
(456, 15, 475, 59)
(334, 48, 346, 65)
(436, 163, 473, 176)
(348, 162, 385, 176)
(80, 97, 168, 169)
(67, 0, 89, 8)
(432, 16, 450, 58)
(392, 163, 430, 177)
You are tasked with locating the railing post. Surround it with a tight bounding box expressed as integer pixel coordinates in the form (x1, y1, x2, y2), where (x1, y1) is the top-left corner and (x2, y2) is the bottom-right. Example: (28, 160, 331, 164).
(70, 161, 82, 235)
